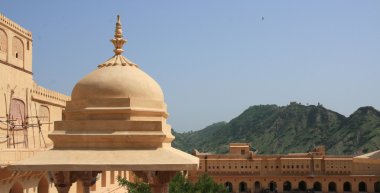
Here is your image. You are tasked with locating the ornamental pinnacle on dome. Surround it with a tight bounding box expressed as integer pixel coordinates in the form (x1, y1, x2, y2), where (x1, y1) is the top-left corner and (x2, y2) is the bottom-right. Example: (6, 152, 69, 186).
(98, 15, 137, 68)
(111, 15, 127, 55)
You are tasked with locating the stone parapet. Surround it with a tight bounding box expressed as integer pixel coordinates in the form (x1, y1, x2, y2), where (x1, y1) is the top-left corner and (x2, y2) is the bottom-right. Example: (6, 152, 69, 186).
(0, 148, 46, 166)
(0, 13, 32, 39)
(31, 83, 70, 108)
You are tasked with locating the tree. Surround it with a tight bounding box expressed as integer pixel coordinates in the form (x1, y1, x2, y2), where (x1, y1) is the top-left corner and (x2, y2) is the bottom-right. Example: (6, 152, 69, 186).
(117, 176, 151, 193)
(194, 173, 227, 193)
(118, 172, 227, 193)
(169, 172, 194, 193)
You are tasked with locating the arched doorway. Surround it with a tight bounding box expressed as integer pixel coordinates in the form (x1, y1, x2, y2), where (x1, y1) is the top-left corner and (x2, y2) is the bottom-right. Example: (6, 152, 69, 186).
(9, 182, 23, 193)
(313, 182, 322, 192)
(299, 181, 307, 191)
(269, 181, 277, 192)
(358, 182, 367, 192)
(225, 182, 233, 193)
(239, 181, 247, 193)
(283, 181, 292, 191)
(328, 182, 337, 192)
(343, 182, 351, 192)
(254, 181, 261, 193)
(375, 181, 380, 193)
(38, 105, 50, 131)
(9, 99, 26, 148)
(38, 177, 49, 193)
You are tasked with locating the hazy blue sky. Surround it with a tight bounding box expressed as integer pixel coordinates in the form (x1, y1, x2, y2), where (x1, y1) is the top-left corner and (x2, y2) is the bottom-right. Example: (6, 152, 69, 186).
(1, 1, 379, 132)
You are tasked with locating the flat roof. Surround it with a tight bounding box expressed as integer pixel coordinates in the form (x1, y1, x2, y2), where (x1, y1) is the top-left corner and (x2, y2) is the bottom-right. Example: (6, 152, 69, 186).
(10, 147, 199, 171)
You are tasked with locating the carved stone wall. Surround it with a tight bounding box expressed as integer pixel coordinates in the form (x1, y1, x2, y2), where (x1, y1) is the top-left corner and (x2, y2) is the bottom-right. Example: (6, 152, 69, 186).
(12, 36, 23, 60)
(0, 29, 7, 53)
(0, 28, 7, 62)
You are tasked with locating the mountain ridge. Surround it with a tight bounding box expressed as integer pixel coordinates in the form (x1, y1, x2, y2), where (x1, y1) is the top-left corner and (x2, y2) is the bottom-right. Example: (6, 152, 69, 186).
(172, 103, 380, 155)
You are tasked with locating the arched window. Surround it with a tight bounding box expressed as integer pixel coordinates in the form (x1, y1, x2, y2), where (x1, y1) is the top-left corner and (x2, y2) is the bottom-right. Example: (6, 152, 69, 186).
(239, 181, 247, 192)
(269, 181, 277, 192)
(299, 181, 307, 191)
(254, 181, 261, 192)
(10, 99, 25, 123)
(283, 181, 292, 191)
(313, 182, 322, 192)
(9, 99, 26, 148)
(12, 36, 24, 60)
(12, 36, 24, 68)
(328, 182, 337, 192)
(225, 182, 233, 192)
(0, 28, 7, 55)
(358, 182, 367, 192)
(375, 181, 380, 193)
(38, 105, 50, 131)
(9, 182, 23, 193)
(38, 177, 49, 193)
(343, 182, 351, 192)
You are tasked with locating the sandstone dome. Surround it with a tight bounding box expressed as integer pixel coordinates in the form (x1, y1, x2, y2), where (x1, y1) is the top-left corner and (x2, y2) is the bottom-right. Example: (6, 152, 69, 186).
(71, 16, 164, 101)
(71, 60, 164, 101)
(12, 16, 199, 187)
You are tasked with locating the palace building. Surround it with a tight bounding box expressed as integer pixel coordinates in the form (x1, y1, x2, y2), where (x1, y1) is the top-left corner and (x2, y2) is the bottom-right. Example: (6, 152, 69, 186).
(190, 143, 380, 193)
(0, 13, 130, 193)
(0, 12, 69, 193)
(1, 12, 198, 193)
(1, 11, 380, 193)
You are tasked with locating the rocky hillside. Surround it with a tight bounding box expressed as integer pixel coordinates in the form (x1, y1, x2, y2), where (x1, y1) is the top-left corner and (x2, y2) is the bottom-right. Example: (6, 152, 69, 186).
(172, 103, 380, 155)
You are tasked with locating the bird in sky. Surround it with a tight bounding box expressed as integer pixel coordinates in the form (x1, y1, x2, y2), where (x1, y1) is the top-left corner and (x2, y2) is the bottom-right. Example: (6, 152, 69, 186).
(262, 16, 265, 20)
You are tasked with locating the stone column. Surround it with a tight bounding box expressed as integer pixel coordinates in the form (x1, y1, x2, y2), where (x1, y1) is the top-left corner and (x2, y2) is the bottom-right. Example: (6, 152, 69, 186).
(51, 171, 99, 193)
(135, 171, 177, 193)
(78, 171, 99, 193)
(352, 181, 358, 193)
(322, 181, 329, 193)
(277, 181, 283, 193)
(82, 178, 93, 193)
(336, 182, 343, 193)
(247, 180, 253, 193)
(367, 180, 374, 193)
(55, 185, 71, 193)
(55, 185, 72, 193)
(232, 180, 240, 193)
(52, 171, 75, 193)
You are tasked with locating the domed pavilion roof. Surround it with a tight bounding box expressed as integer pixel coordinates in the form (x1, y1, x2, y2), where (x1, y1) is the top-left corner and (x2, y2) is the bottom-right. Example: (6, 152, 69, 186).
(11, 15, 198, 172)
(71, 16, 164, 101)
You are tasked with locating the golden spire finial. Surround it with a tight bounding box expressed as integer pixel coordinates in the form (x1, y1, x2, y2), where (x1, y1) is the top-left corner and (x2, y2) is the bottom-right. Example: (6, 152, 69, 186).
(111, 15, 127, 55)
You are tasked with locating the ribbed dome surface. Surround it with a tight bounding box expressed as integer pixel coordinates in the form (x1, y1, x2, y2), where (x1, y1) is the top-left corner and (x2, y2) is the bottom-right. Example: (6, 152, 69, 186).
(71, 64, 164, 101)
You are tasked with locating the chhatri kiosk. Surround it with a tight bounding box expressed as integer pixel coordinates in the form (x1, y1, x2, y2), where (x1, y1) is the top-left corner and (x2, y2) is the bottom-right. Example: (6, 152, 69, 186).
(12, 16, 198, 193)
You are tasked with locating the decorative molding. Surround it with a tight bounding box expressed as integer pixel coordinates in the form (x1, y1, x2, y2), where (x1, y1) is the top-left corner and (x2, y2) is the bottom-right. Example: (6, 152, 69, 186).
(0, 13, 32, 39)
(31, 84, 70, 108)
(0, 59, 32, 75)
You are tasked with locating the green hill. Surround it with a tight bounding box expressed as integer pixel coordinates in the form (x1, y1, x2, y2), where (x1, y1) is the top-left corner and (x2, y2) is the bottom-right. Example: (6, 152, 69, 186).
(172, 103, 380, 155)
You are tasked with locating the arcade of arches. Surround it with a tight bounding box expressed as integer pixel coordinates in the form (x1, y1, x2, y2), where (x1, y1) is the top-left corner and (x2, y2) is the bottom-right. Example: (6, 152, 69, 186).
(8, 177, 49, 193)
(190, 143, 380, 193)
(219, 180, 380, 193)
(9, 182, 23, 193)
